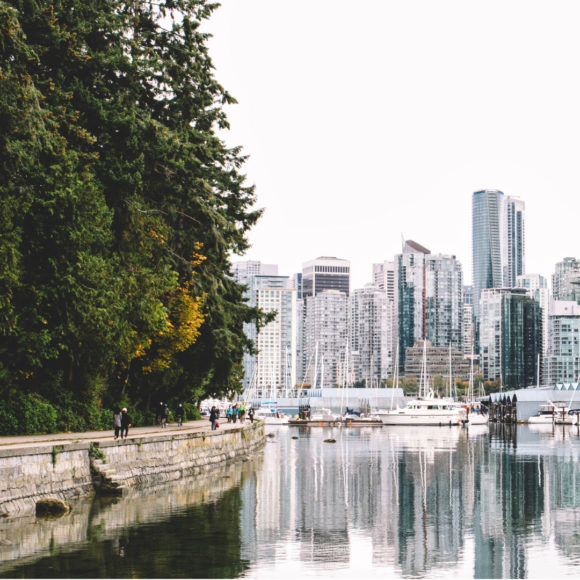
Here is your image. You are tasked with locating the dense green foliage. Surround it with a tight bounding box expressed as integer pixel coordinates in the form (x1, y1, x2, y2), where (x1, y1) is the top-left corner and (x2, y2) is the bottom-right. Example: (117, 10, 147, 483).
(0, 0, 265, 432)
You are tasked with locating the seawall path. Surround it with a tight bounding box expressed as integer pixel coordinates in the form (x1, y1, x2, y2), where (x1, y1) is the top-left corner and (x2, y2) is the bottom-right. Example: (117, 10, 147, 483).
(0, 419, 265, 518)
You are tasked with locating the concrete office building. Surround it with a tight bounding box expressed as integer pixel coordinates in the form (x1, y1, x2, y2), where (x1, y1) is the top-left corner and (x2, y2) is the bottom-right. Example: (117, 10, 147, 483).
(302, 256, 350, 298)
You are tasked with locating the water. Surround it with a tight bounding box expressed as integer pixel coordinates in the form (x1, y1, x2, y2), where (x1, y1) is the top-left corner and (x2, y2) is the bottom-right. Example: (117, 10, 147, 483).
(2, 423, 580, 579)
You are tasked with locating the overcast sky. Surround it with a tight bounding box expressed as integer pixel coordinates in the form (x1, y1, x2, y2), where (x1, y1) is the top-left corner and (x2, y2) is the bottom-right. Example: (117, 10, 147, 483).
(204, 0, 580, 289)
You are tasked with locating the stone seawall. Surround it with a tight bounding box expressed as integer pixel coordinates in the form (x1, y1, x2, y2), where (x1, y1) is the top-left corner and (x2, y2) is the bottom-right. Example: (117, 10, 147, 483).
(0, 422, 265, 517)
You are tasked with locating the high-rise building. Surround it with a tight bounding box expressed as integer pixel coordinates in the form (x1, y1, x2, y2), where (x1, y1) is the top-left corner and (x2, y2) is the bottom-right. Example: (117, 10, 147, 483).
(472, 190, 526, 344)
(302, 257, 350, 298)
(516, 274, 549, 360)
(251, 276, 297, 396)
(545, 300, 580, 385)
(479, 288, 542, 389)
(232, 262, 296, 394)
(304, 289, 348, 389)
(462, 285, 474, 356)
(372, 260, 396, 377)
(396, 240, 430, 370)
(396, 241, 463, 370)
(504, 197, 526, 287)
(425, 254, 463, 351)
(349, 284, 392, 386)
(552, 257, 580, 302)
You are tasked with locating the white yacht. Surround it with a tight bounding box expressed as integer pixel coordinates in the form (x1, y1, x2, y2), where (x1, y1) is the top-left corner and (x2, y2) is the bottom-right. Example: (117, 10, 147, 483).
(379, 390, 465, 426)
(528, 402, 571, 424)
(380, 341, 465, 426)
(254, 406, 289, 425)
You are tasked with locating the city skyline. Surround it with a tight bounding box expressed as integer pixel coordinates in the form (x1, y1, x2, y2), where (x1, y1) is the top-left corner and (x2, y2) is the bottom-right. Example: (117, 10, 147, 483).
(204, 1, 580, 290)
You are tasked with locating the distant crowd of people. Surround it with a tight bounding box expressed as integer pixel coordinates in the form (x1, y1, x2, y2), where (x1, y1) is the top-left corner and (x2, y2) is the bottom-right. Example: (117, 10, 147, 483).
(209, 403, 255, 430)
(113, 401, 255, 439)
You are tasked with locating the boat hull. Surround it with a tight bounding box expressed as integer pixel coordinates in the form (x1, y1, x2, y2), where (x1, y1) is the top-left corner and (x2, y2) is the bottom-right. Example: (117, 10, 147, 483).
(378, 411, 463, 426)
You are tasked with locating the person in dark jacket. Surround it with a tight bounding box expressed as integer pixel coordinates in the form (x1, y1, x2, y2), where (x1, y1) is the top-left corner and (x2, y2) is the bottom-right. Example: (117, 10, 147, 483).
(121, 408, 131, 440)
(209, 406, 219, 430)
(176, 403, 184, 427)
(113, 408, 122, 440)
(161, 403, 169, 428)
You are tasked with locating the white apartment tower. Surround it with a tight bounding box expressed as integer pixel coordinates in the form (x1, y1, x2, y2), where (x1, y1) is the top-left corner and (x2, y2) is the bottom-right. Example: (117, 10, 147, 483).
(304, 290, 348, 389)
(545, 301, 580, 385)
(232, 262, 296, 395)
(349, 284, 392, 386)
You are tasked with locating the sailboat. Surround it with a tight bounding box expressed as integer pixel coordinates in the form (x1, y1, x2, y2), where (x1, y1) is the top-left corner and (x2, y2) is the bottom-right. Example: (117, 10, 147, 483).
(463, 345, 488, 425)
(379, 340, 465, 426)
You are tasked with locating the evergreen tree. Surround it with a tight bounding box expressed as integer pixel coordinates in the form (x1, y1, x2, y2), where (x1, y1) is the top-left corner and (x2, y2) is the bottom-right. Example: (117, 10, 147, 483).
(0, 0, 265, 424)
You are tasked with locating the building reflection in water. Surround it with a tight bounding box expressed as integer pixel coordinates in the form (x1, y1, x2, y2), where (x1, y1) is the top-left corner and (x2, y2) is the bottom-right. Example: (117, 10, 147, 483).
(241, 424, 580, 578)
(2, 424, 580, 578)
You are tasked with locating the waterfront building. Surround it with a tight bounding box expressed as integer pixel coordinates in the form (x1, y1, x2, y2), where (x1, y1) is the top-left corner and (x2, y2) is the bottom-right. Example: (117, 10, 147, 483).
(304, 289, 348, 388)
(372, 260, 396, 378)
(231, 263, 297, 394)
(396, 241, 463, 370)
(396, 240, 430, 370)
(404, 340, 475, 384)
(516, 273, 549, 361)
(462, 303, 474, 357)
(472, 190, 526, 344)
(302, 256, 350, 298)
(479, 288, 542, 389)
(544, 300, 580, 385)
(349, 284, 392, 386)
(552, 257, 580, 302)
(425, 253, 463, 351)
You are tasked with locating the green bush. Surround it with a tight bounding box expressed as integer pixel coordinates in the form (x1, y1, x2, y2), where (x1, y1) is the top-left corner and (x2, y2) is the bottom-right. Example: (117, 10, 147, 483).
(184, 402, 200, 421)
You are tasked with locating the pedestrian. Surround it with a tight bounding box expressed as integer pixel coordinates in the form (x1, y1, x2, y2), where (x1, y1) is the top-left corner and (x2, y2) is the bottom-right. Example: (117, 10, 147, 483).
(121, 407, 131, 440)
(113, 408, 122, 440)
(232, 404, 238, 424)
(226, 406, 233, 423)
(209, 405, 219, 431)
(176, 403, 184, 427)
(161, 403, 169, 428)
(239, 402, 246, 423)
(248, 407, 255, 424)
(156, 401, 164, 425)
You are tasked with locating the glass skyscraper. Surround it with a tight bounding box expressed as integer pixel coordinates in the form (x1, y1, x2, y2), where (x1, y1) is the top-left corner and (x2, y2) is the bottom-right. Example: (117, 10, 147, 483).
(472, 189, 526, 346)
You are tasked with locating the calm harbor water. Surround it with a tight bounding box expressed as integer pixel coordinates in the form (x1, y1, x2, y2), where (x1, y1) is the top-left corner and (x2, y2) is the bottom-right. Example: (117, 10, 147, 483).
(1, 423, 580, 579)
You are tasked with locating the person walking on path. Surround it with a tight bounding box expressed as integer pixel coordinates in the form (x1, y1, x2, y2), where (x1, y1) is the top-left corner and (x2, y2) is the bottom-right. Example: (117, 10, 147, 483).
(209, 406, 219, 431)
(161, 403, 169, 428)
(156, 402, 164, 425)
(232, 404, 238, 424)
(248, 407, 255, 424)
(113, 408, 122, 439)
(121, 408, 131, 440)
(176, 404, 184, 427)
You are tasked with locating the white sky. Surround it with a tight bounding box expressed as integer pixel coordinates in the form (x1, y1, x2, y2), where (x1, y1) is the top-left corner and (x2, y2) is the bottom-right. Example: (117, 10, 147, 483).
(205, 0, 580, 289)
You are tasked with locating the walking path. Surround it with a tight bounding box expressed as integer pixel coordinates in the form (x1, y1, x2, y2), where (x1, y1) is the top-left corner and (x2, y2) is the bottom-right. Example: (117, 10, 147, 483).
(0, 419, 250, 450)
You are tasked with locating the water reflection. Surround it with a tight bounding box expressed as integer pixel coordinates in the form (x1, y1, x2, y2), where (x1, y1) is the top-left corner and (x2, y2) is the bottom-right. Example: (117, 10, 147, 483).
(0, 459, 259, 578)
(2, 425, 580, 578)
(243, 424, 580, 579)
